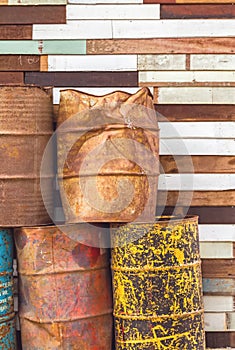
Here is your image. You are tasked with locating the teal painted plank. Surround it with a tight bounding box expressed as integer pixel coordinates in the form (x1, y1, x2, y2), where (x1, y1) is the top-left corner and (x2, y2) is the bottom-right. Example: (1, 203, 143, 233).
(42, 40, 86, 54)
(0, 40, 86, 54)
(203, 278, 235, 296)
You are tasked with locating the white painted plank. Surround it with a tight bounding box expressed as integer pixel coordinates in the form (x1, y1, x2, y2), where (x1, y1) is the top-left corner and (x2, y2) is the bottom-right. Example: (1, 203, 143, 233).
(158, 174, 235, 191)
(199, 225, 235, 242)
(200, 242, 233, 259)
(47, 55, 137, 71)
(33, 21, 112, 40)
(157, 87, 235, 104)
(68, 0, 143, 3)
(204, 312, 227, 331)
(160, 139, 235, 155)
(53, 87, 153, 104)
(204, 296, 234, 312)
(138, 55, 186, 70)
(191, 55, 235, 70)
(159, 122, 235, 139)
(228, 312, 235, 329)
(140, 71, 235, 83)
(67, 5, 160, 20)
(113, 20, 235, 38)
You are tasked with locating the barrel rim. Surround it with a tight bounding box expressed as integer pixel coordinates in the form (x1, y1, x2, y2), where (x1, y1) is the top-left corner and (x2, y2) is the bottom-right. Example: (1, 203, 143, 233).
(110, 215, 199, 227)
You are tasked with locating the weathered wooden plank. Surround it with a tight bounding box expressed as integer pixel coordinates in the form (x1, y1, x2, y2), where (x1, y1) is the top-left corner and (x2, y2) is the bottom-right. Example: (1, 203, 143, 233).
(199, 225, 235, 242)
(158, 206, 235, 224)
(206, 332, 234, 348)
(202, 259, 235, 278)
(191, 54, 235, 70)
(24, 71, 138, 87)
(158, 174, 235, 191)
(160, 122, 235, 138)
(113, 20, 235, 38)
(204, 312, 227, 331)
(47, 54, 137, 71)
(0, 72, 23, 84)
(157, 190, 235, 206)
(161, 5, 235, 19)
(138, 54, 186, 70)
(53, 87, 153, 104)
(155, 87, 235, 104)
(0, 25, 32, 39)
(67, 4, 160, 19)
(0, 55, 40, 71)
(203, 279, 235, 296)
(156, 105, 235, 122)
(0, 41, 38, 54)
(69, 0, 143, 3)
(160, 156, 235, 173)
(200, 242, 233, 259)
(0, 5, 66, 24)
(6, 0, 66, 4)
(160, 139, 235, 155)
(145, 0, 235, 2)
(33, 21, 112, 40)
(204, 296, 234, 312)
(87, 38, 235, 54)
(140, 71, 235, 83)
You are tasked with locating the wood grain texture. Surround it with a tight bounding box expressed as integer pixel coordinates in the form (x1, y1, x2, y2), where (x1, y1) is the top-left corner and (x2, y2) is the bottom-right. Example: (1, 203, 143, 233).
(138, 54, 186, 70)
(0, 25, 32, 39)
(0, 5, 66, 24)
(87, 38, 235, 54)
(0, 55, 40, 71)
(206, 332, 235, 348)
(160, 156, 235, 173)
(6, 0, 66, 4)
(159, 206, 235, 224)
(200, 242, 233, 259)
(203, 278, 235, 296)
(24, 71, 138, 86)
(0, 72, 23, 84)
(204, 295, 234, 311)
(144, 0, 235, 2)
(202, 259, 235, 278)
(199, 224, 235, 242)
(158, 190, 235, 207)
(156, 105, 235, 122)
(191, 54, 235, 70)
(161, 5, 235, 19)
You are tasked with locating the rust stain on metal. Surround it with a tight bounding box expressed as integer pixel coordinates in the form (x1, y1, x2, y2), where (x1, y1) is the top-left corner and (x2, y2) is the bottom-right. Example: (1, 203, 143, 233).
(15, 224, 113, 350)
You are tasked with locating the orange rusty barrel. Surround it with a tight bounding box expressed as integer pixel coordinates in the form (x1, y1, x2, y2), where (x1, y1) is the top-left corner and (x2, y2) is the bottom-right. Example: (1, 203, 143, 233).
(14, 224, 113, 350)
(111, 216, 205, 350)
(0, 85, 54, 227)
(57, 87, 159, 223)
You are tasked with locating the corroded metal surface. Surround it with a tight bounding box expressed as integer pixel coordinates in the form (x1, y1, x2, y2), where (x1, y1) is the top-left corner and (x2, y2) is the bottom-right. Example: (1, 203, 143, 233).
(15, 225, 113, 350)
(0, 316, 16, 349)
(111, 216, 206, 350)
(0, 85, 53, 227)
(57, 87, 159, 223)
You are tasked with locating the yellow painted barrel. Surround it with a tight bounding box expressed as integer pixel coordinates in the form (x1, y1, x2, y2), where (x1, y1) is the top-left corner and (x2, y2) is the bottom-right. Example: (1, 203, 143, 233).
(111, 216, 205, 350)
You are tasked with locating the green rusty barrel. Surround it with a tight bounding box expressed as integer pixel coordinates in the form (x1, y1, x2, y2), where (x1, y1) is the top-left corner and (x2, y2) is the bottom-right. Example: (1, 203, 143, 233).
(111, 216, 205, 350)
(14, 224, 113, 350)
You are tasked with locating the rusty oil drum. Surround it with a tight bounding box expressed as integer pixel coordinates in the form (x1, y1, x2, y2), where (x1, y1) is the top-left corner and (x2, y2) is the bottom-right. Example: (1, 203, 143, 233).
(14, 225, 113, 350)
(0, 85, 53, 227)
(111, 216, 205, 350)
(57, 87, 159, 223)
(0, 228, 16, 349)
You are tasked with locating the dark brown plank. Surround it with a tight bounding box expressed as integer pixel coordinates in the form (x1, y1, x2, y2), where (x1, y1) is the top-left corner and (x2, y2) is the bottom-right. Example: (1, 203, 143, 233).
(158, 191, 235, 207)
(87, 38, 235, 54)
(160, 156, 235, 174)
(156, 105, 235, 121)
(158, 206, 235, 224)
(24, 72, 138, 87)
(161, 5, 235, 19)
(0, 72, 23, 84)
(0, 56, 40, 71)
(0, 25, 32, 39)
(0, 6, 66, 24)
(206, 332, 230, 348)
(202, 259, 235, 278)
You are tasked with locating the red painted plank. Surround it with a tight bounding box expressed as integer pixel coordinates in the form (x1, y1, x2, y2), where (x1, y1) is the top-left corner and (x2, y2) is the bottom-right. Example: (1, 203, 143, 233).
(0, 6, 66, 24)
(161, 4, 235, 19)
(0, 25, 32, 39)
(0, 72, 24, 84)
(24, 72, 138, 87)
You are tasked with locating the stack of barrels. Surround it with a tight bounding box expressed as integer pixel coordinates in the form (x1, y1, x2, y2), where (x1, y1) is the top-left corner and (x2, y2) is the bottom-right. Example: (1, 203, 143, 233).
(0, 86, 205, 349)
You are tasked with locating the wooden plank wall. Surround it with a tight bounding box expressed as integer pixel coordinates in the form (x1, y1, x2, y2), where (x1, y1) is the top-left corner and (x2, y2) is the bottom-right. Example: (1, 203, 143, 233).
(0, 0, 234, 349)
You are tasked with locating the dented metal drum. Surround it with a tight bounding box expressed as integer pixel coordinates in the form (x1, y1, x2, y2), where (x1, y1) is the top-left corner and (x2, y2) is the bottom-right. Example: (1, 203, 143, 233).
(111, 216, 205, 350)
(15, 225, 113, 350)
(57, 87, 159, 223)
(0, 86, 53, 226)
(0, 228, 16, 349)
